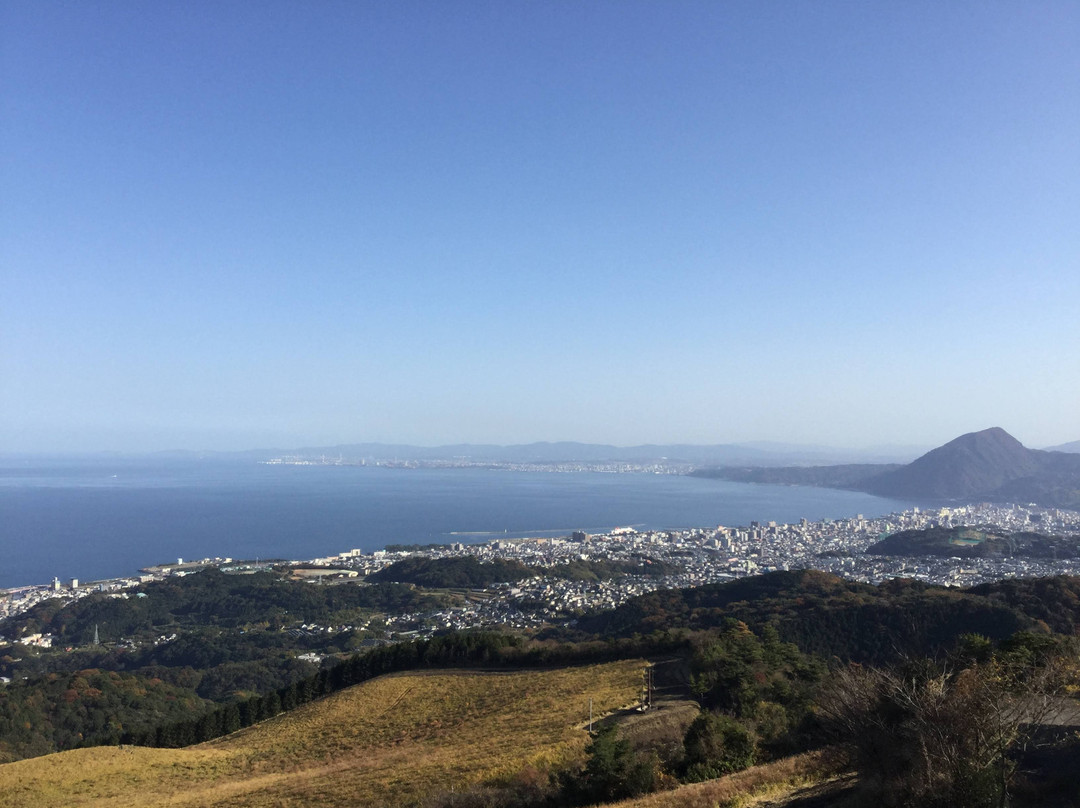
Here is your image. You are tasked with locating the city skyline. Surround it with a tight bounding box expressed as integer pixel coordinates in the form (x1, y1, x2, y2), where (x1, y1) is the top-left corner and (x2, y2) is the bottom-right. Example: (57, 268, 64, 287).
(4, 3, 1078, 453)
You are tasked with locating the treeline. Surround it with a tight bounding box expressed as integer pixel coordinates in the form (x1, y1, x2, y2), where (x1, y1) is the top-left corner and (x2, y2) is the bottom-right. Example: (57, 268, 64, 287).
(126, 630, 691, 749)
(120, 618, 824, 790)
(123, 615, 822, 755)
(0, 627, 690, 761)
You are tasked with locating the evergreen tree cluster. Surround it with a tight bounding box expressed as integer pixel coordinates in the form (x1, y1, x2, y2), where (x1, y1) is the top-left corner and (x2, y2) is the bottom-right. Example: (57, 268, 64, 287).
(124, 630, 693, 749)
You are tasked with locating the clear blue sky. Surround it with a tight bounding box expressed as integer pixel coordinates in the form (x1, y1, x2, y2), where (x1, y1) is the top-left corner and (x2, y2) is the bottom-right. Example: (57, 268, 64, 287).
(3, 2, 1078, 453)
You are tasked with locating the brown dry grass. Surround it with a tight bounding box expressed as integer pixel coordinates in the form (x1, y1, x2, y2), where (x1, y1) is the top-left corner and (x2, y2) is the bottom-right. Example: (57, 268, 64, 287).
(0, 660, 644, 808)
(609, 750, 846, 808)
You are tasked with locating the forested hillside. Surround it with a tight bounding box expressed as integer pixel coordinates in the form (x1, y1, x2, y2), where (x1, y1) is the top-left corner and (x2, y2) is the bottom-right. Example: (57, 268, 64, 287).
(5, 566, 1080, 808)
(368, 555, 682, 587)
(5, 568, 444, 643)
(572, 569, 1037, 664)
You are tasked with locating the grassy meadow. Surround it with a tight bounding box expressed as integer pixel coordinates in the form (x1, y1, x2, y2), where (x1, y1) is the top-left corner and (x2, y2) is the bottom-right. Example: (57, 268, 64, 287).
(0, 660, 645, 808)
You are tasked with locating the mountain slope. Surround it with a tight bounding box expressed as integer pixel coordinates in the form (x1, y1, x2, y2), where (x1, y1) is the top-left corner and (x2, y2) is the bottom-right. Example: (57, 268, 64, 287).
(862, 427, 1041, 499)
(693, 428, 1080, 508)
(0, 662, 643, 808)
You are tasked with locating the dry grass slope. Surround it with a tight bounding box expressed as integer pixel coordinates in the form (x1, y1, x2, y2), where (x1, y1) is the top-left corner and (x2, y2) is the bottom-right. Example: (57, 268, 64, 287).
(610, 751, 845, 808)
(0, 660, 644, 808)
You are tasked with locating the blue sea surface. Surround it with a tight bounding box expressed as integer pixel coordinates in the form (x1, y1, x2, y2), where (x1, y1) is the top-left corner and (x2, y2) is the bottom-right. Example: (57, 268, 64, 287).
(0, 458, 914, 588)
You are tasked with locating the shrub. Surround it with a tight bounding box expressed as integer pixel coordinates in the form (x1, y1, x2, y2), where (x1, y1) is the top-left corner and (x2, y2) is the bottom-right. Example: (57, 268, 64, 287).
(682, 711, 755, 781)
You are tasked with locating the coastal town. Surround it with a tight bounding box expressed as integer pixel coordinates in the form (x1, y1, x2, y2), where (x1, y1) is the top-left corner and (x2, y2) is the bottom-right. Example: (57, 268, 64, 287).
(4, 502, 1080, 644)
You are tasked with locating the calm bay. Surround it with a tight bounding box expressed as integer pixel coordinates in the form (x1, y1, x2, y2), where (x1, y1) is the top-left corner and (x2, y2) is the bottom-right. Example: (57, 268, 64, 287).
(0, 458, 914, 588)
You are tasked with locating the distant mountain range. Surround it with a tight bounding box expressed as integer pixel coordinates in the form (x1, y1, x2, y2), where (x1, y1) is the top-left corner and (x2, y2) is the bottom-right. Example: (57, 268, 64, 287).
(153, 440, 924, 467)
(694, 427, 1080, 510)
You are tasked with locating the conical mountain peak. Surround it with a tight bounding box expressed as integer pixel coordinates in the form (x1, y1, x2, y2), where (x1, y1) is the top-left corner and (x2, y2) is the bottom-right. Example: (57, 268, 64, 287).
(866, 427, 1039, 499)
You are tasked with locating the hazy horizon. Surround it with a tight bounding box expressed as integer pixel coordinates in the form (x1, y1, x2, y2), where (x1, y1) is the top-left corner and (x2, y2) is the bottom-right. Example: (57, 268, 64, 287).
(3, 428, 1077, 461)
(1, 429, 1072, 458)
(5, 3, 1078, 455)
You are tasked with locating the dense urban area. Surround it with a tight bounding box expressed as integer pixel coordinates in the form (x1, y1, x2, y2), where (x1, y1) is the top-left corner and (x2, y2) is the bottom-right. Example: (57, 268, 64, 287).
(5, 502, 1080, 645)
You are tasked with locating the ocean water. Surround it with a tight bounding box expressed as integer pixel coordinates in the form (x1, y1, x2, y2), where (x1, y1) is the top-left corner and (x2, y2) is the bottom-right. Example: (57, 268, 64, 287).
(0, 458, 914, 588)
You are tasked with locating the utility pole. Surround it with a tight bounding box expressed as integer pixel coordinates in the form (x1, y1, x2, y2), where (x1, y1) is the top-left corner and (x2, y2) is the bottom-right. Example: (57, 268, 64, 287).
(639, 665, 654, 711)
(589, 698, 593, 733)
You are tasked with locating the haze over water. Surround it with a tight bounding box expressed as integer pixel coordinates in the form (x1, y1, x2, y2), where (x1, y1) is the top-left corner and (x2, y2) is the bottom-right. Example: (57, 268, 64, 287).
(0, 459, 915, 588)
